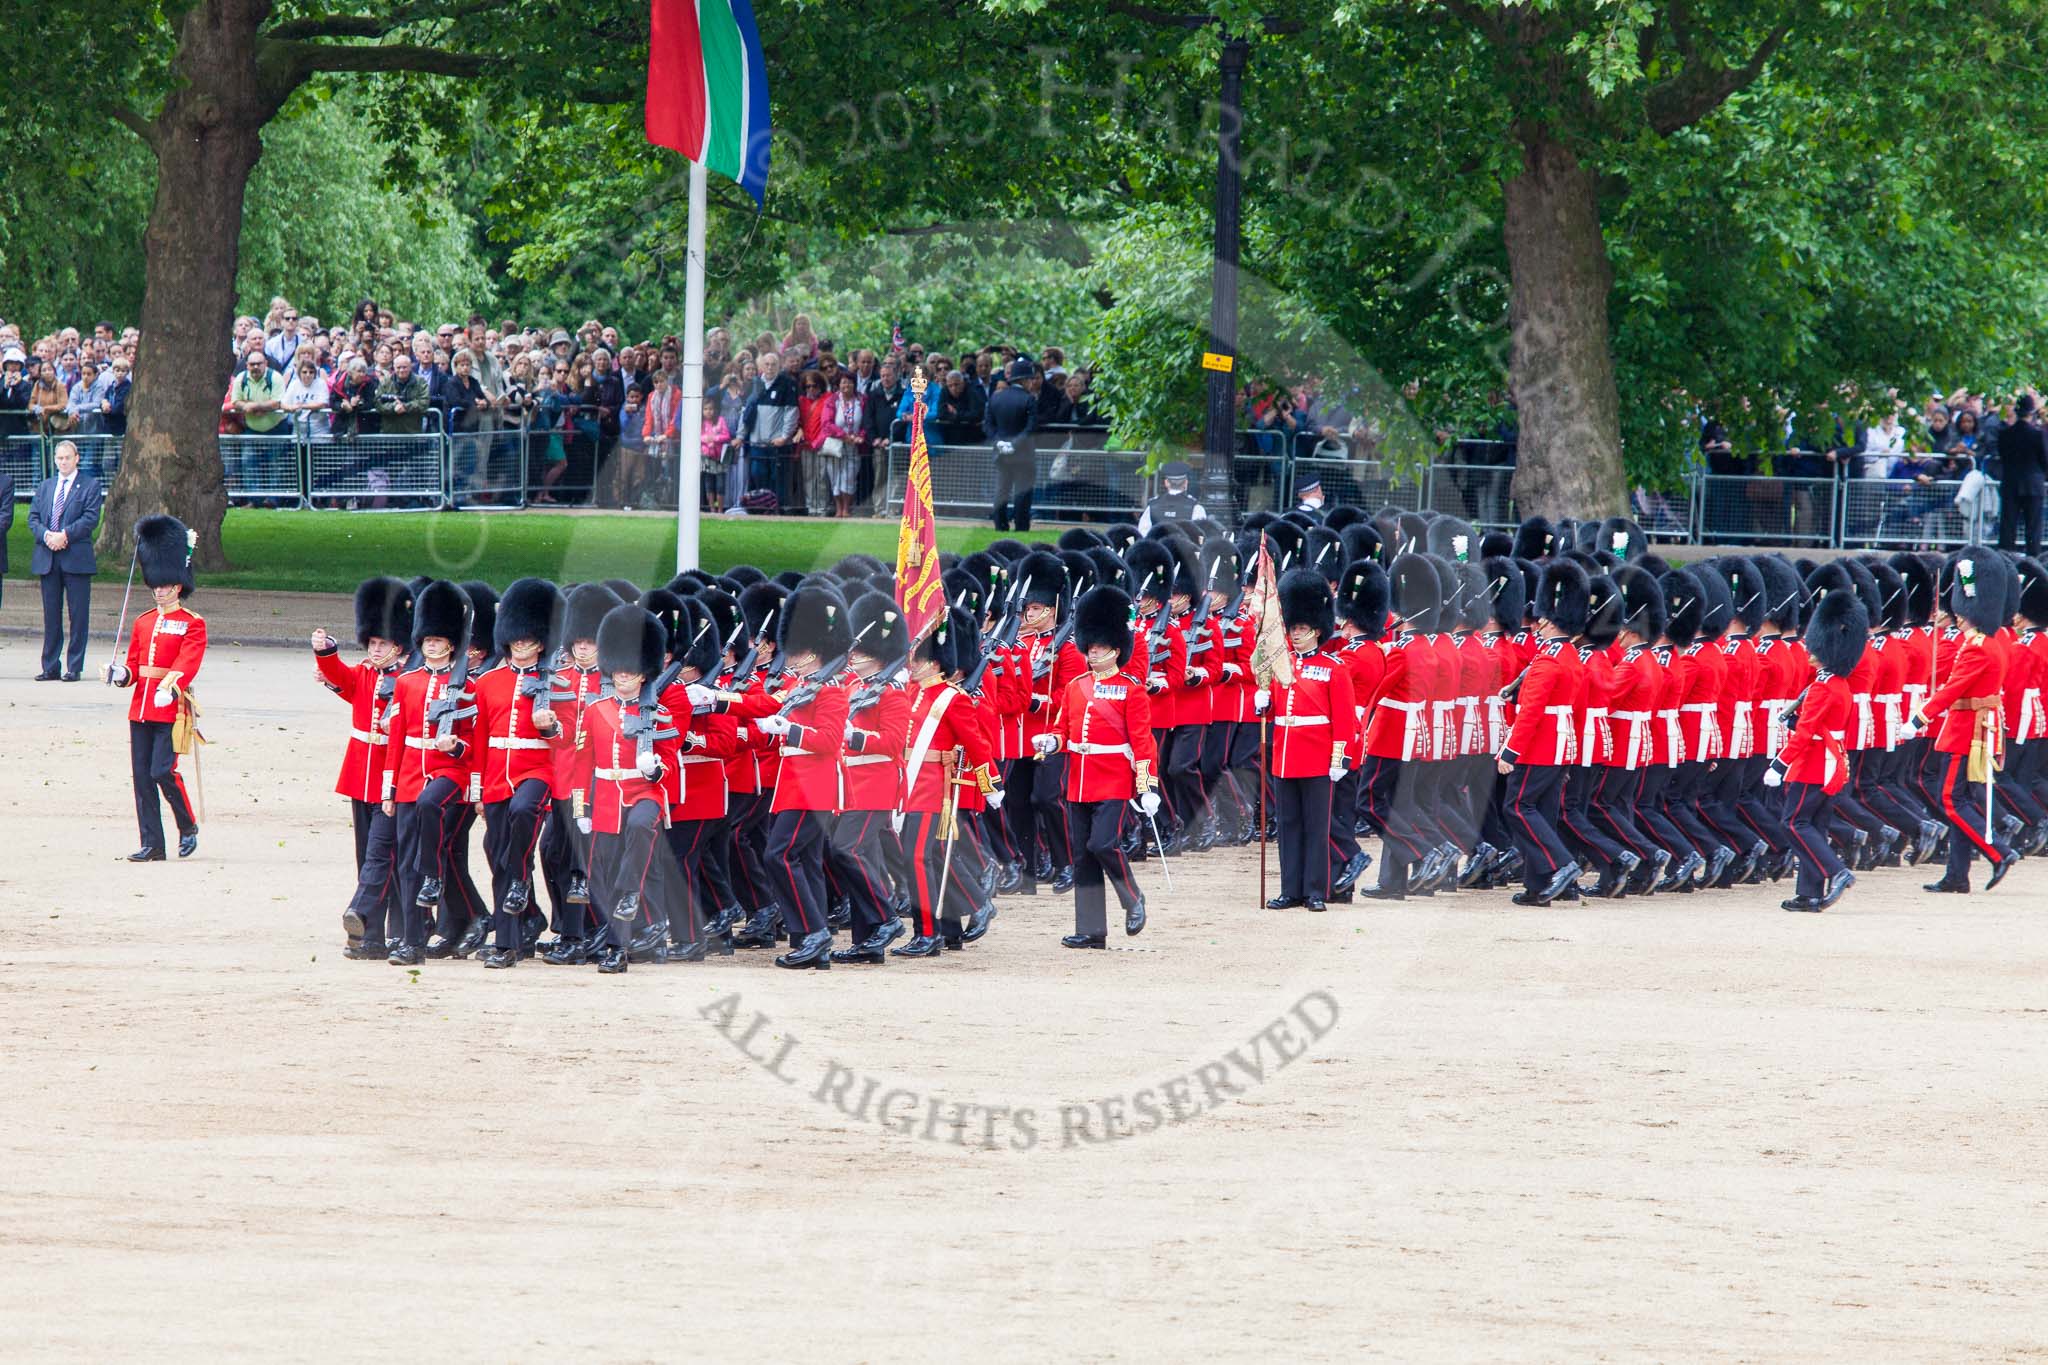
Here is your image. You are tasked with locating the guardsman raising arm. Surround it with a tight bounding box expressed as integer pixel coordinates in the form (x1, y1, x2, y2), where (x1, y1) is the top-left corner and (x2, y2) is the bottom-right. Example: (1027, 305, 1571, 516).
(103, 515, 206, 863)
(315, 576, 413, 958)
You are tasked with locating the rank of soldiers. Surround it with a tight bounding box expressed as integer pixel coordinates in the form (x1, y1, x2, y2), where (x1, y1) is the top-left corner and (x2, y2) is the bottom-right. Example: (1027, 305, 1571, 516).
(235, 499, 2048, 976)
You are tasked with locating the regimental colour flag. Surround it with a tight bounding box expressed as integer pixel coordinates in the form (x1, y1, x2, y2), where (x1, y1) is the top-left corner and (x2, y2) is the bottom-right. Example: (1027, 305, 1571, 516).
(895, 380, 944, 645)
(645, 0, 772, 204)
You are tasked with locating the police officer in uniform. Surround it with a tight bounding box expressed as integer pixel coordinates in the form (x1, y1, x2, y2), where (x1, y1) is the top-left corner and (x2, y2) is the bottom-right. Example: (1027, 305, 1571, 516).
(1138, 460, 1210, 535)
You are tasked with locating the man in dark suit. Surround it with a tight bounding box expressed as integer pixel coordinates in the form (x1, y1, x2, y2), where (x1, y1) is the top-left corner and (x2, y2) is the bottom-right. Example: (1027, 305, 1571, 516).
(29, 439, 102, 680)
(1998, 392, 2047, 557)
(0, 472, 14, 606)
(984, 358, 1039, 532)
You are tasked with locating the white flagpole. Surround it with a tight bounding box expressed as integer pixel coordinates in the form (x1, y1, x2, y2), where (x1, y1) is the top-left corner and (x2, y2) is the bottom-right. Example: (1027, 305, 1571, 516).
(677, 158, 708, 574)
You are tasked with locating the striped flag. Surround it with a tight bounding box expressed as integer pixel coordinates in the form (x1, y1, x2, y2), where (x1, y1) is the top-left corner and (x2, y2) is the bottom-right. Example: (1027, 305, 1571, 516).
(645, 0, 772, 204)
(896, 381, 944, 644)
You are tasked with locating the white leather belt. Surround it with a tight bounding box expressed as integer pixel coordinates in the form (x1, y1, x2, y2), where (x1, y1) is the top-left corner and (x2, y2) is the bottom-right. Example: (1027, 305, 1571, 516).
(1071, 741, 1133, 756)
(594, 767, 646, 780)
(1486, 695, 1508, 750)
(1853, 694, 1875, 749)
(1681, 702, 1721, 762)
(1379, 698, 1424, 760)
(1272, 716, 1329, 727)
(1580, 706, 1609, 766)
(403, 736, 438, 749)
(1545, 705, 1578, 765)
(489, 736, 550, 750)
(350, 727, 380, 745)
(844, 753, 894, 766)
(1612, 711, 1650, 770)
(678, 754, 723, 766)
(783, 747, 815, 757)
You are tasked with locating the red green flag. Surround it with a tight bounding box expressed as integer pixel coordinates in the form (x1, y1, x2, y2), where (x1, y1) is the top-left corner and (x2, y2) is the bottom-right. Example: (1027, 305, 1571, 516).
(645, 0, 771, 203)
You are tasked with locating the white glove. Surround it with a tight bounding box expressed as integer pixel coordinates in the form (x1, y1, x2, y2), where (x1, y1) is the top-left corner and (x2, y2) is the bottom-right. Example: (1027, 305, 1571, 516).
(1254, 688, 1271, 714)
(1135, 790, 1161, 817)
(685, 682, 717, 708)
(636, 752, 662, 781)
(1762, 767, 1783, 788)
(1328, 764, 1346, 782)
(1187, 667, 1208, 684)
(530, 703, 556, 731)
(986, 787, 1006, 810)
(103, 663, 131, 686)
(890, 812, 905, 836)
(756, 714, 792, 737)
(153, 684, 175, 709)
(1146, 673, 1166, 692)
(1031, 733, 1059, 756)
(576, 816, 593, 835)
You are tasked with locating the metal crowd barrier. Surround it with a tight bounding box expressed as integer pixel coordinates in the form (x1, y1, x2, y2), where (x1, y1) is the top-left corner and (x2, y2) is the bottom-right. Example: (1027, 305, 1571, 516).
(4, 432, 47, 496)
(1698, 474, 1837, 546)
(306, 410, 449, 511)
(883, 440, 1149, 521)
(1841, 476, 1993, 550)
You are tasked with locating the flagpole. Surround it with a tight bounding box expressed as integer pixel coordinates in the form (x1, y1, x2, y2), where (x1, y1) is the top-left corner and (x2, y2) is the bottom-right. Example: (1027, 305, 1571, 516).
(677, 158, 708, 574)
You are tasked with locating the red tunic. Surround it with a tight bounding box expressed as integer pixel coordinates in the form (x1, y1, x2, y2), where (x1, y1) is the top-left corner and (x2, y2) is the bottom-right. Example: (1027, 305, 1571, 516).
(1425, 633, 1462, 761)
(1924, 630, 2010, 756)
(1054, 669, 1158, 802)
(572, 693, 681, 834)
(1780, 673, 1851, 792)
(120, 604, 207, 724)
(1576, 643, 1615, 767)
(1271, 649, 1357, 779)
(470, 663, 559, 803)
(546, 664, 606, 801)
(1335, 635, 1385, 768)
(1504, 638, 1582, 767)
(1363, 632, 1435, 761)
(1680, 640, 1727, 762)
(730, 670, 849, 813)
(1605, 645, 1661, 770)
(902, 680, 994, 813)
(1717, 634, 1760, 760)
(314, 649, 399, 802)
(658, 680, 741, 821)
(1137, 613, 1190, 725)
(380, 664, 476, 802)
(842, 676, 911, 811)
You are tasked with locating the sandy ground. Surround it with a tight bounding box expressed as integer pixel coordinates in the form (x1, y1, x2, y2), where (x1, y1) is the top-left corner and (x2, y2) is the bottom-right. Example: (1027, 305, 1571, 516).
(5, 638, 2048, 1362)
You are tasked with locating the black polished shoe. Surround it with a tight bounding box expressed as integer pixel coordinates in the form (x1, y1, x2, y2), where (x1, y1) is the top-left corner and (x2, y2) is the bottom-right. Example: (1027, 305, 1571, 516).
(1781, 896, 1822, 912)
(1332, 851, 1371, 894)
(1656, 850, 1704, 894)
(543, 937, 586, 965)
(1816, 869, 1854, 909)
(61, 672, 80, 682)
(891, 934, 945, 958)
(503, 880, 532, 914)
(1359, 883, 1407, 901)
(178, 829, 199, 859)
(127, 846, 166, 863)
(422, 934, 460, 959)
(628, 919, 670, 961)
(1264, 895, 1304, 909)
(1457, 844, 1499, 890)
(1914, 820, 1944, 865)
(964, 904, 998, 942)
(1304, 897, 1327, 913)
(666, 939, 713, 962)
(1923, 878, 1970, 894)
(1124, 895, 1146, 936)
(827, 896, 852, 931)
(860, 917, 907, 953)
(730, 907, 784, 949)
(1509, 890, 1551, 907)
(567, 874, 591, 906)
(774, 928, 834, 969)
(1052, 866, 1075, 893)
(1987, 854, 2014, 891)
(829, 946, 885, 964)
(34, 670, 60, 681)
(387, 943, 423, 966)
(455, 917, 491, 958)
(478, 946, 518, 969)
(1032, 855, 1056, 883)
(343, 938, 389, 961)
(1703, 844, 1736, 887)
(1538, 859, 1582, 904)
(415, 876, 443, 910)
(596, 945, 629, 974)
(1060, 933, 1107, 949)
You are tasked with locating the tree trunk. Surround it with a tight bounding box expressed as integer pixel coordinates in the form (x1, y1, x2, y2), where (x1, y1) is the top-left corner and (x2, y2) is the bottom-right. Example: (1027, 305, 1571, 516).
(100, 0, 283, 571)
(1501, 125, 1626, 522)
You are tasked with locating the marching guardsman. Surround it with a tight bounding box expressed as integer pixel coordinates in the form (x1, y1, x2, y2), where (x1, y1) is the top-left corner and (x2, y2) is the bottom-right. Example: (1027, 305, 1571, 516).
(1763, 586, 1865, 911)
(1745, 556, 1809, 880)
(1033, 585, 1158, 947)
(568, 603, 684, 974)
(716, 581, 792, 948)
(105, 515, 207, 863)
(828, 592, 912, 962)
(2010, 560, 2048, 848)
(1125, 538, 1188, 853)
(1803, 561, 1894, 865)
(998, 550, 1080, 894)
(1459, 555, 1527, 888)
(467, 577, 566, 968)
(1859, 560, 1943, 862)
(317, 576, 413, 958)
(896, 608, 1001, 956)
(1912, 548, 2018, 891)
(1597, 565, 1670, 895)
(1197, 538, 1257, 845)
(377, 580, 477, 965)
(1560, 574, 1635, 897)
(1262, 568, 1357, 911)
(1704, 557, 1771, 885)
(942, 605, 1006, 938)
(1360, 553, 1443, 899)
(1661, 567, 1737, 889)
(1161, 534, 1218, 851)
(1327, 556, 1388, 899)
(720, 584, 851, 969)
(1496, 559, 1588, 907)
(1640, 571, 1707, 892)
(686, 586, 756, 934)
(657, 594, 742, 960)
(537, 583, 618, 960)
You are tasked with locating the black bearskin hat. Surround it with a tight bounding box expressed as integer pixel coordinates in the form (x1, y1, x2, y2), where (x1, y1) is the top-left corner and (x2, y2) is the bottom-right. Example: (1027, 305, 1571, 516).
(849, 592, 911, 666)
(1864, 559, 1907, 632)
(1537, 559, 1591, 636)
(1512, 516, 1555, 561)
(1388, 552, 1442, 633)
(1262, 520, 1307, 574)
(1555, 518, 1581, 557)
(1660, 570, 1704, 647)
(1198, 536, 1241, 598)
(674, 595, 724, 677)
(354, 576, 413, 648)
(1597, 516, 1646, 564)
(1888, 551, 1936, 626)
(1058, 527, 1106, 551)
(959, 551, 1006, 609)
(639, 588, 687, 660)
(412, 579, 472, 653)
(983, 538, 1028, 564)
(943, 568, 986, 620)
(1948, 547, 2014, 634)
(726, 565, 767, 589)
(1719, 556, 1766, 633)
(1482, 555, 1527, 634)
(1103, 522, 1141, 554)
(696, 588, 744, 656)
(1085, 547, 1127, 592)
(1756, 556, 1804, 633)
(913, 606, 981, 677)
(1613, 565, 1667, 643)
(1804, 588, 1869, 679)
(738, 580, 790, 645)
(1074, 585, 1135, 666)
(603, 577, 643, 603)
(1457, 561, 1493, 631)
(1337, 559, 1390, 639)
(597, 603, 666, 679)
(1839, 555, 1882, 624)
(1280, 509, 1320, 533)
(565, 583, 623, 645)
(1278, 567, 1335, 642)
(773, 570, 807, 591)
(1480, 530, 1514, 561)
(1426, 515, 1479, 566)
(1394, 511, 1430, 558)
(1303, 526, 1345, 584)
(1583, 574, 1623, 649)
(1687, 561, 1734, 640)
(778, 584, 853, 661)
(1015, 549, 1070, 615)
(1323, 504, 1366, 533)
(1059, 550, 1098, 600)
(1124, 538, 1175, 604)
(2018, 558, 2048, 627)
(1514, 559, 1542, 624)
(135, 514, 196, 597)
(1339, 521, 1382, 569)
(668, 569, 713, 595)
(495, 578, 565, 656)
(1238, 511, 1278, 537)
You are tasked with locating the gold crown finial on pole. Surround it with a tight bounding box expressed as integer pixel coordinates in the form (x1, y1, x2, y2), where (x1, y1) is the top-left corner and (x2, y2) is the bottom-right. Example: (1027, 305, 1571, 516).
(909, 370, 928, 398)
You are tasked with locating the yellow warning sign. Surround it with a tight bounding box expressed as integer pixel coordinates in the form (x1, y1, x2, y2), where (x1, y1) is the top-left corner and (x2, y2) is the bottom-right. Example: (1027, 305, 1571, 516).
(1200, 352, 1234, 373)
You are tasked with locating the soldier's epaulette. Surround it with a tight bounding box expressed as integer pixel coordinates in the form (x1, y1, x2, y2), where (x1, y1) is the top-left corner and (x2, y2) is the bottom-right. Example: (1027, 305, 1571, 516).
(1653, 646, 1672, 662)
(1756, 638, 1777, 654)
(1815, 669, 1835, 682)
(1622, 646, 1644, 663)
(1683, 642, 1704, 656)
(1542, 639, 1567, 657)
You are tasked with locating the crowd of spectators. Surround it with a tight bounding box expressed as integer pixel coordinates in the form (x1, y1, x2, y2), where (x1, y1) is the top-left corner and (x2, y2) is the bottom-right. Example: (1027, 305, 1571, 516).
(0, 301, 1109, 516)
